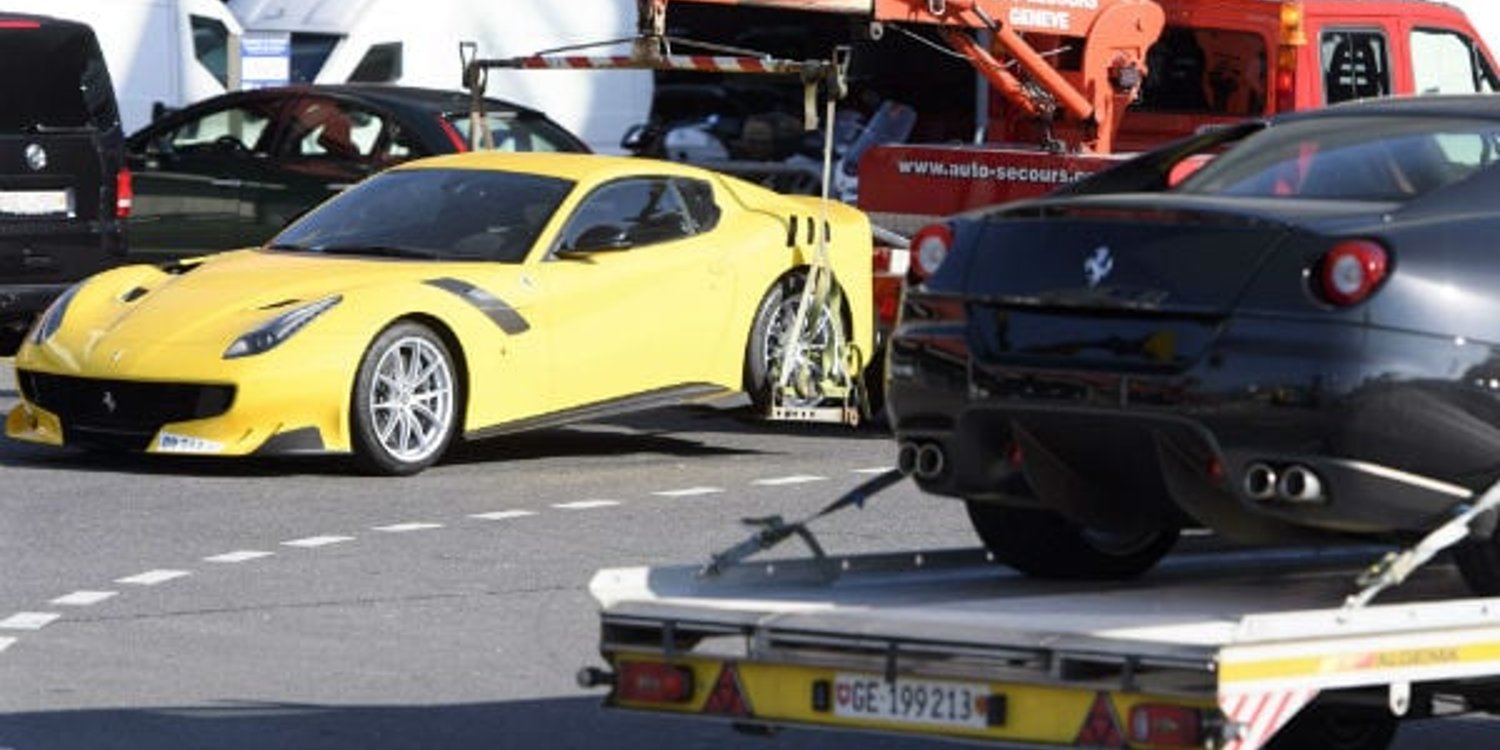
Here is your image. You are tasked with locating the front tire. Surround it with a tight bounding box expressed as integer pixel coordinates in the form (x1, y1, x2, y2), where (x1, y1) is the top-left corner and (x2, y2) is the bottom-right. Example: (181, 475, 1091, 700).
(350, 322, 460, 476)
(965, 501, 1178, 579)
(1453, 526, 1500, 595)
(743, 271, 845, 413)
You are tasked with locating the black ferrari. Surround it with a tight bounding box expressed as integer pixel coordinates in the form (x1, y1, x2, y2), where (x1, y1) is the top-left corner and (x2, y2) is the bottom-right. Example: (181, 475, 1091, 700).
(886, 95, 1500, 594)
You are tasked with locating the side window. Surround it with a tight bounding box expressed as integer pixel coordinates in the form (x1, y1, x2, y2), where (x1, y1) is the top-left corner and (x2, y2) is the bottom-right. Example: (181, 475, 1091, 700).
(676, 178, 720, 232)
(1322, 30, 1391, 103)
(561, 178, 693, 251)
(164, 103, 275, 154)
(282, 98, 389, 160)
(445, 114, 577, 153)
(1411, 28, 1500, 94)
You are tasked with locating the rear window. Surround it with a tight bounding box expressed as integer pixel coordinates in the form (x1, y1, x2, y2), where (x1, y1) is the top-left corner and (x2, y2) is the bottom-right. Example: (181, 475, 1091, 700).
(1178, 115, 1500, 201)
(0, 20, 118, 131)
(1135, 26, 1268, 116)
(444, 112, 585, 153)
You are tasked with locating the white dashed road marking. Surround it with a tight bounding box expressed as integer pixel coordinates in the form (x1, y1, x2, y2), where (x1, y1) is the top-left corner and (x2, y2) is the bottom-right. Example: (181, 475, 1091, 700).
(552, 500, 620, 510)
(373, 522, 445, 533)
(51, 591, 117, 606)
(282, 535, 354, 548)
(205, 550, 274, 563)
(753, 475, 826, 486)
(117, 570, 191, 586)
(653, 487, 724, 498)
(471, 510, 536, 521)
(0, 612, 61, 630)
(0, 636, 16, 652)
(853, 466, 895, 474)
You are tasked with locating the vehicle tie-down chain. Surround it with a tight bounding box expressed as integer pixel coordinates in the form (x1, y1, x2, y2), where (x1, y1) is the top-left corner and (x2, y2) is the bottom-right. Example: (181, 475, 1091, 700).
(701, 468, 906, 579)
(1345, 478, 1500, 609)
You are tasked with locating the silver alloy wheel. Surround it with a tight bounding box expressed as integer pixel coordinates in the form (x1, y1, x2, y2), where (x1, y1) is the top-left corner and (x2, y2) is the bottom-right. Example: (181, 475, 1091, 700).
(761, 294, 836, 408)
(367, 335, 455, 464)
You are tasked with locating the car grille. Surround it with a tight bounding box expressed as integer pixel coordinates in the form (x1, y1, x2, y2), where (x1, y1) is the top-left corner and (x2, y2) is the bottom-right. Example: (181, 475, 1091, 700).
(17, 371, 235, 450)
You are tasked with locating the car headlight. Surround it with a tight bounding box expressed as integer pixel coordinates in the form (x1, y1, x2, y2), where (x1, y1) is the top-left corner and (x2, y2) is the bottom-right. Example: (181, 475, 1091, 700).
(223, 295, 341, 359)
(30, 283, 82, 346)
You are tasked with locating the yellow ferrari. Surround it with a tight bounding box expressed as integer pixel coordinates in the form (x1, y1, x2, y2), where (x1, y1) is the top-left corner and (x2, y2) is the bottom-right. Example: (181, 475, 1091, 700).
(6, 152, 873, 474)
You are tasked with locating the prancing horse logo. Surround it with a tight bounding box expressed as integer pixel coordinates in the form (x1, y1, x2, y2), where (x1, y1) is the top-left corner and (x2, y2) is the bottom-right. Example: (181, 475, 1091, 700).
(1084, 246, 1114, 288)
(101, 390, 117, 414)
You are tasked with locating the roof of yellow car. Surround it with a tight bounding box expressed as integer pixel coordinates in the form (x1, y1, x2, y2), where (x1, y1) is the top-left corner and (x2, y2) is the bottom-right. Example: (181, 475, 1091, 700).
(394, 150, 716, 182)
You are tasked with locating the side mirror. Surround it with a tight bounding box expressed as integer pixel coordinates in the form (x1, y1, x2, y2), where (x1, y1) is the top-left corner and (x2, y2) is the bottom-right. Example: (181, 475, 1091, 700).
(568, 223, 633, 253)
(619, 123, 655, 153)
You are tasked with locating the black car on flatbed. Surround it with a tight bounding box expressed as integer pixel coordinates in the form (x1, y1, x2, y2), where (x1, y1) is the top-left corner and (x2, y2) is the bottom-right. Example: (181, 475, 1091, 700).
(886, 95, 1500, 595)
(0, 13, 127, 352)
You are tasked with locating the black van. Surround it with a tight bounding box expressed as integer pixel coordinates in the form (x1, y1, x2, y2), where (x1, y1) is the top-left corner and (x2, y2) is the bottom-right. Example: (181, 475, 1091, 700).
(0, 14, 127, 352)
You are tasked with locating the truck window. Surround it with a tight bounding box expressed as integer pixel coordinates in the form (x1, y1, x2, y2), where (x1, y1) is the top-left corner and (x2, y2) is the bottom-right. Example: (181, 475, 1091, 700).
(190, 15, 230, 88)
(1322, 30, 1391, 103)
(1411, 28, 1500, 94)
(1136, 27, 1267, 116)
(349, 42, 403, 84)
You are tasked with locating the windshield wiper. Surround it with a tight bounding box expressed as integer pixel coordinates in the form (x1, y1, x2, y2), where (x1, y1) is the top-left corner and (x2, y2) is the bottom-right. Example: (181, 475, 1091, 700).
(312, 244, 440, 259)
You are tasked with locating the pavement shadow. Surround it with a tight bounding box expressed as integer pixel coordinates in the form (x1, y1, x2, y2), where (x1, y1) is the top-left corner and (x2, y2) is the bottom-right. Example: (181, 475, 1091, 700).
(0, 696, 956, 750)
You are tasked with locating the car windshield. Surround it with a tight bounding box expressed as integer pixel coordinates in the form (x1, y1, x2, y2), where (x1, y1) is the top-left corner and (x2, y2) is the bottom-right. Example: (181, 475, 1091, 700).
(270, 168, 574, 263)
(1177, 115, 1500, 201)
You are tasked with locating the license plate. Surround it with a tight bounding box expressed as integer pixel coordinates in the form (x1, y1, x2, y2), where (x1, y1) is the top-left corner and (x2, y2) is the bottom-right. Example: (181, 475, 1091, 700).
(0, 189, 72, 216)
(832, 673, 992, 729)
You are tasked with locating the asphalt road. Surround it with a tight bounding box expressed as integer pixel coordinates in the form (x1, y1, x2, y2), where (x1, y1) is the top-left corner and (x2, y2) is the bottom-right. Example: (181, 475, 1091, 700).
(0, 363, 1494, 750)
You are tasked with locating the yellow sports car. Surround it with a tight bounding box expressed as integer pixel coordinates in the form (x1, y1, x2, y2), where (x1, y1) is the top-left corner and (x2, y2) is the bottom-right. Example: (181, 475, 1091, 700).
(6, 152, 873, 474)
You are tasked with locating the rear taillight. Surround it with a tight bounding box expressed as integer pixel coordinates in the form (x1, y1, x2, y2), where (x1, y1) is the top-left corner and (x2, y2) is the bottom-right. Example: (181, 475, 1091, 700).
(1129, 704, 1204, 747)
(1317, 239, 1388, 306)
(1274, 3, 1305, 113)
(0, 20, 42, 29)
(115, 168, 133, 218)
(614, 662, 694, 704)
(909, 223, 953, 282)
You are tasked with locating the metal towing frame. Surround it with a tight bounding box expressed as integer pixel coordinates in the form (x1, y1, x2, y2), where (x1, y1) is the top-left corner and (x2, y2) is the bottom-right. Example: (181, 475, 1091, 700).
(578, 469, 1500, 749)
(458, 27, 867, 426)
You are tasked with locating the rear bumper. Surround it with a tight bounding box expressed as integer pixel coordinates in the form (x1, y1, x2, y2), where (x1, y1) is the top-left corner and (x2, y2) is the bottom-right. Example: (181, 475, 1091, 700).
(887, 314, 1498, 539)
(0, 219, 124, 318)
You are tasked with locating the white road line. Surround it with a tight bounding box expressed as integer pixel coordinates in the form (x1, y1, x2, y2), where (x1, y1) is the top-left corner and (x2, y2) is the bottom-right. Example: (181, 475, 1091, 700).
(282, 535, 354, 548)
(852, 466, 896, 474)
(0, 612, 61, 630)
(551, 500, 620, 510)
(752, 475, 827, 486)
(205, 550, 274, 563)
(470, 510, 537, 521)
(653, 487, 724, 498)
(116, 570, 191, 586)
(0, 636, 16, 652)
(51, 591, 117, 606)
(373, 522, 445, 533)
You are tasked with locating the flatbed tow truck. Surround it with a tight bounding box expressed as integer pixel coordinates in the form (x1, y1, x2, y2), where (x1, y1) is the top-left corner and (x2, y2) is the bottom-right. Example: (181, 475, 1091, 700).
(576, 473, 1500, 749)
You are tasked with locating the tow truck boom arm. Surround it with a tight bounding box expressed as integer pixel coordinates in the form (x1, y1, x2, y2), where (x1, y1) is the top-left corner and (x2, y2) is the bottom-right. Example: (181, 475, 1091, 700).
(643, 0, 1165, 153)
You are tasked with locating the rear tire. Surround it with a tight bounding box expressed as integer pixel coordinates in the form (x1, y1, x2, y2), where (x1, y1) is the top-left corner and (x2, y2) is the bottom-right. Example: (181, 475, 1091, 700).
(1265, 702, 1398, 750)
(350, 322, 459, 476)
(1453, 529, 1500, 596)
(965, 501, 1178, 579)
(743, 271, 844, 413)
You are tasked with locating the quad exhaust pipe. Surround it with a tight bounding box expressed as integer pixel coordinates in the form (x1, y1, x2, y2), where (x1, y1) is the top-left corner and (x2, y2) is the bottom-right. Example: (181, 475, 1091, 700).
(1243, 462, 1326, 504)
(897, 440, 947, 480)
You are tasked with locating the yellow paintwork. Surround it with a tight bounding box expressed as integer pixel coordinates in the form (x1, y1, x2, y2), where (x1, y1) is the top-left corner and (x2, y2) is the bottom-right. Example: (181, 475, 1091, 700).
(610, 656, 1217, 749)
(6, 152, 873, 457)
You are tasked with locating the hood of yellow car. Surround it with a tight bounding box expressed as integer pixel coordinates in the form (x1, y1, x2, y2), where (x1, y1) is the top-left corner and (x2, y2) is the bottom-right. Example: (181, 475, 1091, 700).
(53, 249, 510, 357)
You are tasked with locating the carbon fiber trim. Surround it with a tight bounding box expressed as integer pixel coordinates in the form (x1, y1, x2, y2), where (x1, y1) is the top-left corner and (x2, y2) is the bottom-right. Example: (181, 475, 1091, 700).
(424, 277, 529, 334)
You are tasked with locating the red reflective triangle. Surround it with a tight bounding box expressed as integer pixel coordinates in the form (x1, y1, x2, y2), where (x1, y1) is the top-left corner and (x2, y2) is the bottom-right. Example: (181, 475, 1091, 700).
(1075, 692, 1125, 748)
(702, 663, 752, 717)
